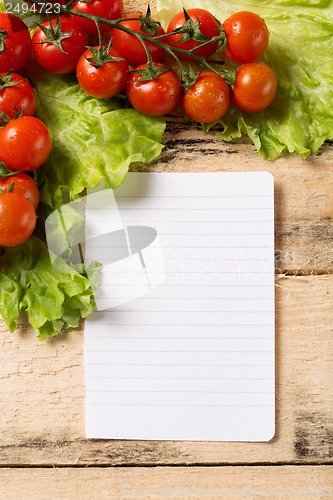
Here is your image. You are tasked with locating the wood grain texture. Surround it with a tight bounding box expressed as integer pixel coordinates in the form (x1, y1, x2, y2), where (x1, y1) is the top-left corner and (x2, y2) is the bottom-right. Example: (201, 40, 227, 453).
(0, 466, 332, 499)
(0, 275, 332, 466)
(126, 0, 156, 12)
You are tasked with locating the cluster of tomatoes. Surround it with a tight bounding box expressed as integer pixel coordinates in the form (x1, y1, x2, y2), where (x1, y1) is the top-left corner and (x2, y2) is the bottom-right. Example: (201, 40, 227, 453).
(30, 2, 276, 123)
(0, 12, 53, 247)
(100, 8, 278, 122)
(0, 2, 277, 248)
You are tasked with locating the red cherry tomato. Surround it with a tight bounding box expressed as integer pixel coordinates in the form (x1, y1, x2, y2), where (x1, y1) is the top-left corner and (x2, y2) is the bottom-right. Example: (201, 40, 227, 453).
(71, 0, 124, 36)
(232, 62, 277, 112)
(126, 63, 183, 116)
(112, 12, 166, 68)
(0, 192, 36, 247)
(0, 72, 36, 120)
(181, 71, 231, 123)
(166, 8, 221, 61)
(223, 11, 269, 63)
(0, 13, 32, 72)
(0, 116, 52, 171)
(0, 173, 39, 210)
(77, 46, 129, 99)
(32, 17, 88, 74)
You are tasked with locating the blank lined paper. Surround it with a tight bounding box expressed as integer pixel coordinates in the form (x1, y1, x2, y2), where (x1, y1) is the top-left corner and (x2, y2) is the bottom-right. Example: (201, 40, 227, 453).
(84, 172, 275, 441)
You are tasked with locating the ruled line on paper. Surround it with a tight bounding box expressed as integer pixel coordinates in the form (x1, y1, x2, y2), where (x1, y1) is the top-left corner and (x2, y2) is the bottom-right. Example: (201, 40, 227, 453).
(86, 377, 275, 380)
(87, 390, 274, 394)
(89, 288, 274, 291)
(84, 172, 275, 442)
(86, 403, 274, 408)
(86, 207, 274, 211)
(114, 194, 273, 197)
(85, 324, 275, 327)
(85, 363, 274, 367)
(85, 337, 273, 340)
(86, 350, 274, 354)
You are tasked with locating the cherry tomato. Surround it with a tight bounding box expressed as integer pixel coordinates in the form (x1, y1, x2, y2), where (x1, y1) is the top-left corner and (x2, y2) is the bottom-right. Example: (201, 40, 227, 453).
(0, 192, 36, 247)
(0, 13, 32, 72)
(223, 11, 269, 63)
(0, 72, 36, 120)
(0, 116, 52, 171)
(166, 9, 221, 61)
(71, 0, 124, 37)
(32, 17, 88, 74)
(0, 173, 39, 210)
(232, 62, 277, 112)
(181, 71, 231, 123)
(77, 46, 129, 99)
(126, 63, 182, 116)
(112, 13, 166, 68)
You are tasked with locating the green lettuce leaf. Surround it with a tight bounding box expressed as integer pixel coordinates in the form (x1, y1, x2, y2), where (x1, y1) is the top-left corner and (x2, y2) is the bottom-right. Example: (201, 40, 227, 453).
(156, 0, 333, 159)
(28, 69, 166, 208)
(0, 237, 100, 340)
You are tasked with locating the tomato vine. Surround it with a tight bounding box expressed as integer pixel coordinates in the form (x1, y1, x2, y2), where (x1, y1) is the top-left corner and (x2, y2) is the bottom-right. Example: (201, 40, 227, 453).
(55, 2, 236, 86)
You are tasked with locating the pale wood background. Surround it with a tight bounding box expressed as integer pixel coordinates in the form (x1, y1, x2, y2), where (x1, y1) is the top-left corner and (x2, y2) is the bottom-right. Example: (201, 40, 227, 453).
(0, 0, 332, 498)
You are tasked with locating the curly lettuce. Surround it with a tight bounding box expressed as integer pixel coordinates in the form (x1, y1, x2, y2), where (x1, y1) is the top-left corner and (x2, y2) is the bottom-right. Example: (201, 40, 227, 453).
(156, 0, 333, 159)
(0, 237, 101, 339)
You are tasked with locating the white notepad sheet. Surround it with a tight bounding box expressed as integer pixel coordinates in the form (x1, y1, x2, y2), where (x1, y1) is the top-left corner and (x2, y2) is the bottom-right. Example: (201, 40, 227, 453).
(84, 172, 275, 441)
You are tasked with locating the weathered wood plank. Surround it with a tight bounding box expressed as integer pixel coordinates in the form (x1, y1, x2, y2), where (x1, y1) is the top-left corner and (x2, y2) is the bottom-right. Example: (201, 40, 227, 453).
(0, 275, 332, 466)
(0, 466, 332, 499)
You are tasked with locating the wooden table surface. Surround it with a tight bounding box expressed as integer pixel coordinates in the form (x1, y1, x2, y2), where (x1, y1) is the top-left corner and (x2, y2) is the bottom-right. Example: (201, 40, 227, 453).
(1, 1, 333, 498)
